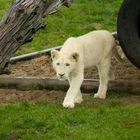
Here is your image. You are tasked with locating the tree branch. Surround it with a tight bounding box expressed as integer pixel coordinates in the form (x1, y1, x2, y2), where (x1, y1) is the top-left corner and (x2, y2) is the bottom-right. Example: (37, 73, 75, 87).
(0, 0, 72, 74)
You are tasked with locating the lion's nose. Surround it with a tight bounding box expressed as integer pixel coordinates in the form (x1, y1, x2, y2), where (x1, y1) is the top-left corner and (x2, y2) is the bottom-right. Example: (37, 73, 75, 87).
(59, 74, 64, 77)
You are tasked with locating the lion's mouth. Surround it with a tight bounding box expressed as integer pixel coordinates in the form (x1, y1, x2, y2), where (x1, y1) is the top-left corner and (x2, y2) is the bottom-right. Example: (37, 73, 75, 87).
(57, 75, 67, 81)
(58, 77, 67, 81)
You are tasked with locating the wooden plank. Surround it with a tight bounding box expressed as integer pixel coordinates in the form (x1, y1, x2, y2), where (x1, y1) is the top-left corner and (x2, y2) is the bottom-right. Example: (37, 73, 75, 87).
(0, 77, 139, 94)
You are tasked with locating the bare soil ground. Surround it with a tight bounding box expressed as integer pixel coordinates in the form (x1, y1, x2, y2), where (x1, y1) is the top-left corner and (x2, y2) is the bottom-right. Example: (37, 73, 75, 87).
(0, 89, 139, 106)
(0, 53, 140, 105)
(1, 54, 140, 80)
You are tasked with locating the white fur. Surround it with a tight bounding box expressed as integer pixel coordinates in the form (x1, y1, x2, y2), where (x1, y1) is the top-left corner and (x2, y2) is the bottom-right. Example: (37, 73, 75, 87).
(51, 30, 120, 108)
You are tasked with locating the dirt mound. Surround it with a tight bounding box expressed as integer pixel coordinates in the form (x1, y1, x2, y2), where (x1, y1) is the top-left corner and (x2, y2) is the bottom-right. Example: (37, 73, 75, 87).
(1, 54, 140, 80)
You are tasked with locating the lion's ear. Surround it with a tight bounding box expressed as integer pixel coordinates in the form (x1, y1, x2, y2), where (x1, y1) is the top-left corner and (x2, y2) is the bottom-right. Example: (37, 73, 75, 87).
(51, 50, 59, 60)
(70, 52, 79, 62)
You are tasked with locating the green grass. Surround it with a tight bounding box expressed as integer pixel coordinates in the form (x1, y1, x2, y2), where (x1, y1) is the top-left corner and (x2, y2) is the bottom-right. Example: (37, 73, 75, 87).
(0, 98, 140, 140)
(0, 0, 123, 55)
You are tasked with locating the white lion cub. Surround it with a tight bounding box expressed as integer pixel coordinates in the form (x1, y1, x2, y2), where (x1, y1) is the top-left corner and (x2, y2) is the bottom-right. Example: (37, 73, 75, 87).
(51, 30, 121, 108)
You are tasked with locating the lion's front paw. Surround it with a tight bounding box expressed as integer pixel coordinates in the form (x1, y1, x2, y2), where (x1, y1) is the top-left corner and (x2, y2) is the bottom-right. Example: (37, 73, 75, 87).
(94, 93, 106, 99)
(63, 101, 75, 108)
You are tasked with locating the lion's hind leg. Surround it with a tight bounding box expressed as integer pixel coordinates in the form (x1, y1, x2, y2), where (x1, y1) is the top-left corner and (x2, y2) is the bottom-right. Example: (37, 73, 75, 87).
(94, 58, 111, 99)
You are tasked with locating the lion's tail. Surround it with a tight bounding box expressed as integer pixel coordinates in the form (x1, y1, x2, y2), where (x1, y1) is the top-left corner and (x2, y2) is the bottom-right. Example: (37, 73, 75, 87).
(113, 40, 123, 63)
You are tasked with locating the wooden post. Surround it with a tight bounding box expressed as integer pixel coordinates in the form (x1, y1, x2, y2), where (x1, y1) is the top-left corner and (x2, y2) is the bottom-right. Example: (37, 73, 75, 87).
(0, 0, 72, 74)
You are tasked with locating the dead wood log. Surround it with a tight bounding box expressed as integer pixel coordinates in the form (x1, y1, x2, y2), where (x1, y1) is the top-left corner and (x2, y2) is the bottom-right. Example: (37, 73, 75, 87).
(0, 77, 139, 94)
(0, 0, 72, 74)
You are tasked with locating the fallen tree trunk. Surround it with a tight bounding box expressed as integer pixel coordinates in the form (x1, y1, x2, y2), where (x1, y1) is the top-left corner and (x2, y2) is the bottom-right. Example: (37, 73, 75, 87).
(0, 77, 139, 94)
(0, 0, 72, 74)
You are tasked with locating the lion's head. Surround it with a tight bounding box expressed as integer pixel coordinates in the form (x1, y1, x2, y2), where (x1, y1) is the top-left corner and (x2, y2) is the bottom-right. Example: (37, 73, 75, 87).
(51, 50, 79, 80)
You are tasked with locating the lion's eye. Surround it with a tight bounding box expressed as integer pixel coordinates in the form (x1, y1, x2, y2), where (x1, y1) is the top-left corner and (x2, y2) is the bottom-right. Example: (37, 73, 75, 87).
(65, 63, 70, 66)
(56, 62, 60, 66)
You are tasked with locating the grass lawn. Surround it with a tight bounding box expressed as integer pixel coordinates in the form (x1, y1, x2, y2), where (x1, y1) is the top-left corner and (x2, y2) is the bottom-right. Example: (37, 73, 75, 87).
(0, 93, 140, 140)
(0, 0, 140, 140)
